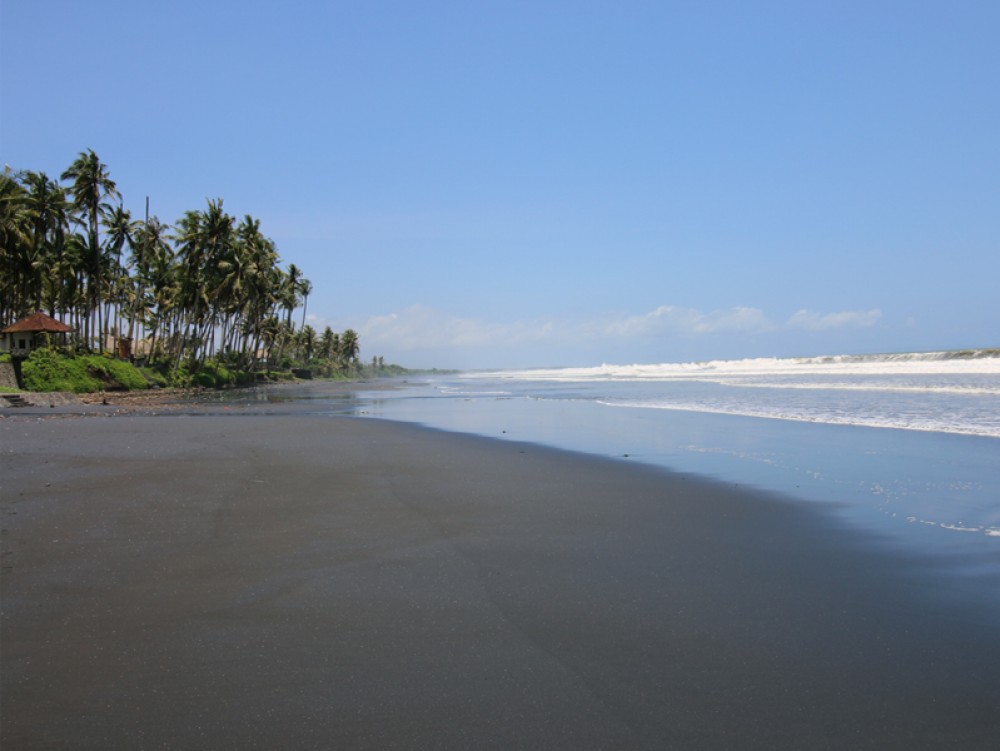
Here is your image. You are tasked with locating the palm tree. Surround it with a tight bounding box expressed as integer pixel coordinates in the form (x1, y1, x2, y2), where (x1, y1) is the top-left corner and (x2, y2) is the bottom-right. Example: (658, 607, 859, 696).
(0, 169, 31, 323)
(298, 277, 312, 330)
(0, 168, 30, 252)
(298, 324, 317, 362)
(6, 151, 322, 382)
(21, 172, 71, 317)
(339, 328, 360, 371)
(144, 236, 178, 364)
(282, 264, 301, 332)
(319, 327, 335, 360)
(258, 315, 282, 365)
(103, 204, 140, 341)
(61, 149, 119, 350)
(173, 199, 234, 364)
(231, 214, 280, 370)
(128, 215, 171, 344)
(60, 233, 88, 335)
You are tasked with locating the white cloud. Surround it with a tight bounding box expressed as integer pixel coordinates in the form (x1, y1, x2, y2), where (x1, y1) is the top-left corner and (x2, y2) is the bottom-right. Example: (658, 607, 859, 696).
(695, 306, 774, 334)
(786, 309, 882, 331)
(361, 305, 554, 351)
(360, 303, 782, 354)
(347, 304, 885, 366)
(596, 305, 774, 337)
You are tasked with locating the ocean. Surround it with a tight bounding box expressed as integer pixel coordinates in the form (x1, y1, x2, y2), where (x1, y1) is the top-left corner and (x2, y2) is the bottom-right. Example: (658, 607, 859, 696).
(351, 349, 1000, 603)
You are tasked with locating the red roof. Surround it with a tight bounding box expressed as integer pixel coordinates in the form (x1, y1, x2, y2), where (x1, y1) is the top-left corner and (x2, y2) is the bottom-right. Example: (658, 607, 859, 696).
(2, 312, 74, 334)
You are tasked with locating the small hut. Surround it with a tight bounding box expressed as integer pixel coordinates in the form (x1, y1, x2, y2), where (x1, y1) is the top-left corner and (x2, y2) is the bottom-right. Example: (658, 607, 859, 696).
(0, 312, 74, 357)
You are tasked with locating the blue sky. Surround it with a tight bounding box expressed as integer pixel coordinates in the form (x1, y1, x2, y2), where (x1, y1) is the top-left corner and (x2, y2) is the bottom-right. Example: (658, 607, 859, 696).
(2, 1, 997, 368)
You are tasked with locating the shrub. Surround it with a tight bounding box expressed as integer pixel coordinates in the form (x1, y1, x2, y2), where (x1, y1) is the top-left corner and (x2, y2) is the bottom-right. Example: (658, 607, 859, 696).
(21, 349, 149, 393)
(187, 361, 234, 388)
(169, 366, 193, 388)
(139, 367, 170, 388)
(89, 356, 149, 391)
(22, 349, 98, 392)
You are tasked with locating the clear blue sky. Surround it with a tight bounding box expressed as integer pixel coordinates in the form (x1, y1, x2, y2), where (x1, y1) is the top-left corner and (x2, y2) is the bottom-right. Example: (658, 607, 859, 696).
(2, 1, 997, 368)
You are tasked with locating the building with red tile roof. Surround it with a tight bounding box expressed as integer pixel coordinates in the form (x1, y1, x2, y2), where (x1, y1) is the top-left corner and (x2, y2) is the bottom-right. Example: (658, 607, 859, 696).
(1, 312, 74, 356)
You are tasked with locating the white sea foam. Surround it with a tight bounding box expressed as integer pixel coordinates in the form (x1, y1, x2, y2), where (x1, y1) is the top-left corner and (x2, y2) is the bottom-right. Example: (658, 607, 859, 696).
(594, 398, 1000, 439)
(477, 350, 1000, 384)
(438, 387, 513, 397)
(713, 380, 998, 396)
(465, 350, 1000, 438)
(940, 523, 982, 533)
(901, 520, 1000, 538)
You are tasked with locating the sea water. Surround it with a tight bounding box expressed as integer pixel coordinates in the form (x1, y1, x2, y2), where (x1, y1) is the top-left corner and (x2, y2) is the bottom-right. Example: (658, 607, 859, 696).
(352, 350, 1000, 596)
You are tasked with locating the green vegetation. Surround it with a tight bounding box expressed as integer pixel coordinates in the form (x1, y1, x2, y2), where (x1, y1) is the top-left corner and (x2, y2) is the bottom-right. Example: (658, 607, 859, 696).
(8, 344, 422, 395)
(15, 348, 343, 393)
(1, 149, 403, 392)
(21, 349, 148, 393)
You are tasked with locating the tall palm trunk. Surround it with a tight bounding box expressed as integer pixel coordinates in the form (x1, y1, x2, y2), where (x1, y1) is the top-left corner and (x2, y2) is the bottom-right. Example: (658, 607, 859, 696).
(90, 195, 103, 353)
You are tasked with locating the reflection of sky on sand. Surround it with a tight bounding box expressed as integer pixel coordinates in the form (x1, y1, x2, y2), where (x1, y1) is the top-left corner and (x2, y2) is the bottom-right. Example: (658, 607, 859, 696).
(351, 381, 1000, 602)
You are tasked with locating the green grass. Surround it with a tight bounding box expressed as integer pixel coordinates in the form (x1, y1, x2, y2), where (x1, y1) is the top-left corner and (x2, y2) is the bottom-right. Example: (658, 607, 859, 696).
(139, 366, 170, 388)
(19, 349, 295, 393)
(190, 361, 236, 388)
(140, 359, 257, 389)
(21, 350, 149, 393)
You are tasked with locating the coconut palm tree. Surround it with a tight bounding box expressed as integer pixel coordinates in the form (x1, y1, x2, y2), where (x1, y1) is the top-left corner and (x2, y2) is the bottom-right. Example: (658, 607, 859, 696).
(0, 168, 30, 254)
(103, 204, 140, 341)
(0, 169, 32, 323)
(231, 215, 281, 370)
(61, 150, 119, 350)
(339, 328, 360, 371)
(128, 215, 171, 344)
(282, 264, 301, 332)
(298, 277, 312, 331)
(297, 324, 317, 362)
(173, 199, 235, 364)
(258, 314, 283, 364)
(6, 151, 323, 382)
(319, 327, 336, 361)
(60, 233, 88, 335)
(144, 237, 178, 364)
(20, 172, 71, 316)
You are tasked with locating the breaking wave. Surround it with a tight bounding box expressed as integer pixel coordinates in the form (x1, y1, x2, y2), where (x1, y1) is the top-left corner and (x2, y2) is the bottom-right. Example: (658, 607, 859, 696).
(464, 349, 1000, 438)
(480, 349, 1000, 384)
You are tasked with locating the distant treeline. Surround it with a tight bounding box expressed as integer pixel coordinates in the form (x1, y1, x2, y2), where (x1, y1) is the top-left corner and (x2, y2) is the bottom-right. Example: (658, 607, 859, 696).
(1, 149, 362, 374)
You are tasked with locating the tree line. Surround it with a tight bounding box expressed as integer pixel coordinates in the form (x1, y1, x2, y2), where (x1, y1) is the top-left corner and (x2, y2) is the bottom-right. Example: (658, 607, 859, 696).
(1, 149, 360, 374)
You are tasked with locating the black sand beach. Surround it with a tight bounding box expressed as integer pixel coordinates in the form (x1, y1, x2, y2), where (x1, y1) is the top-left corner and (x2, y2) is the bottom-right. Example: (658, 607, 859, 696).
(2, 397, 999, 749)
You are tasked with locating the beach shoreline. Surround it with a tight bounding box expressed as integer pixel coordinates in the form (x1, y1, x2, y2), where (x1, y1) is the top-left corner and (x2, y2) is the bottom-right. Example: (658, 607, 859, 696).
(0, 378, 400, 417)
(2, 397, 999, 749)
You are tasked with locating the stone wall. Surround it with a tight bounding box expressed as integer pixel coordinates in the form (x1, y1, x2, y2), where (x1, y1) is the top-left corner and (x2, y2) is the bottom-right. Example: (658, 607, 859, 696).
(19, 392, 81, 407)
(0, 362, 18, 390)
(0, 362, 80, 406)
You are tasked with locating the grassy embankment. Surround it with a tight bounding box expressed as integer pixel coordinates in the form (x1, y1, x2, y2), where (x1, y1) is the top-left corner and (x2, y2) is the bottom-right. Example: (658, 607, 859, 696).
(7, 350, 267, 393)
(2, 350, 409, 394)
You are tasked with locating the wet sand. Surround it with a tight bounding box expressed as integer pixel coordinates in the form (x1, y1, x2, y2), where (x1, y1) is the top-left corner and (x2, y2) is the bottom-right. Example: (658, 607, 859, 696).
(2, 404, 999, 749)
